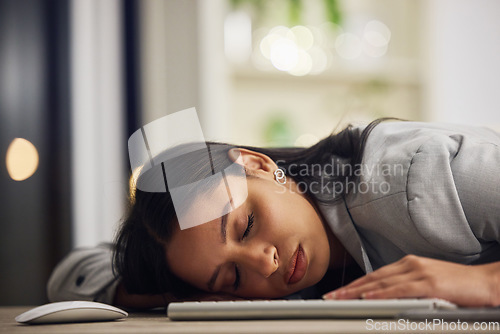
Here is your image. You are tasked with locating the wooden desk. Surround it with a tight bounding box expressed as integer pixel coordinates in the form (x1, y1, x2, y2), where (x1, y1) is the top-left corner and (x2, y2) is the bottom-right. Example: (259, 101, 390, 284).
(1, 306, 497, 334)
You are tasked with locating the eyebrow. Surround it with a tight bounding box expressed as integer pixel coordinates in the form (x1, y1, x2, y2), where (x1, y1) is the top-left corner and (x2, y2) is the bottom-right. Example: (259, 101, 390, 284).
(220, 198, 234, 243)
(207, 199, 234, 292)
(220, 208, 228, 244)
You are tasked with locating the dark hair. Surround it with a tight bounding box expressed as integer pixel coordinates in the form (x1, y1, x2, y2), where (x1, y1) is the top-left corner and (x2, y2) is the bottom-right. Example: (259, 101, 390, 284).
(113, 118, 390, 299)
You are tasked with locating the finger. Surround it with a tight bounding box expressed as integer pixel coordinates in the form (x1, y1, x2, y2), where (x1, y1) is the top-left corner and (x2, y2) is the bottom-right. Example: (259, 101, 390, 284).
(360, 280, 429, 300)
(325, 271, 420, 300)
(339, 258, 412, 291)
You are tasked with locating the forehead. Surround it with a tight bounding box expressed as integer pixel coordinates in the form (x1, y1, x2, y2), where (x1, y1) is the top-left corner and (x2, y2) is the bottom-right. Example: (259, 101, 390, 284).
(165, 217, 221, 289)
(175, 172, 248, 230)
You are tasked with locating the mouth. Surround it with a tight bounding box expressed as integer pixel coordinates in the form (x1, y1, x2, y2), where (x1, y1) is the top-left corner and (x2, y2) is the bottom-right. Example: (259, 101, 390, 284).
(285, 245, 307, 285)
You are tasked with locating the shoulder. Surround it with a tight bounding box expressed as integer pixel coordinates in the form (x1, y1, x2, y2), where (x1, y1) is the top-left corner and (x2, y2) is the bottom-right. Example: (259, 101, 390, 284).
(362, 121, 500, 158)
(350, 120, 500, 203)
(345, 121, 500, 263)
(359, 121, 500, 179)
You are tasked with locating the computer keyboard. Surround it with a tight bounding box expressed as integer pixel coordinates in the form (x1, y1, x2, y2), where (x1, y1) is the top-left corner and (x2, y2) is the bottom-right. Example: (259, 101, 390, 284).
(167, 298, 457, 320)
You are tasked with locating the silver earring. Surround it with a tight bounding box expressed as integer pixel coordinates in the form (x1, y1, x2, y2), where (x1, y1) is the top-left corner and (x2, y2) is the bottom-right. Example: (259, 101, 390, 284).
(274, 168, 286, 185)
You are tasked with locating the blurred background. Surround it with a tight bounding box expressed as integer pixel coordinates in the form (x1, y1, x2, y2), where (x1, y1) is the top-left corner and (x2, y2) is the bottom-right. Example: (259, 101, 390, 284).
(1, 0, 499, 305)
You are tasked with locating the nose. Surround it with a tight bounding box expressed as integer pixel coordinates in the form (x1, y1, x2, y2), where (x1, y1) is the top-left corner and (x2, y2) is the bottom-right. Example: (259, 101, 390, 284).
(238, 244, 279, 278)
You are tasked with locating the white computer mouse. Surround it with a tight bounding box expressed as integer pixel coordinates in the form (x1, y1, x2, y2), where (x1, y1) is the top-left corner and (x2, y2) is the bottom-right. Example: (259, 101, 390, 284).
(15, 301, 128, 324)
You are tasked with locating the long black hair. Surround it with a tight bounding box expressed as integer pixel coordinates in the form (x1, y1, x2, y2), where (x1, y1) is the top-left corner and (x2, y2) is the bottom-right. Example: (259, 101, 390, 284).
(113, 118, 389, 299)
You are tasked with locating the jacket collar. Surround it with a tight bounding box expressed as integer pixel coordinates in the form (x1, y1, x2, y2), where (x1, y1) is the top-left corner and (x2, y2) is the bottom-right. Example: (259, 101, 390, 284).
(317, 197, 373, 274)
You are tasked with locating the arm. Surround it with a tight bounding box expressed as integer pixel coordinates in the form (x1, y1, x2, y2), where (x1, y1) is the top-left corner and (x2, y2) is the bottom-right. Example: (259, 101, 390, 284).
(112, 282, 173, 308)
(47, 243, 120, 305)
(323, 255, 500, 307)
(325, 127, 500, 307)
(112, 282, 245, 308)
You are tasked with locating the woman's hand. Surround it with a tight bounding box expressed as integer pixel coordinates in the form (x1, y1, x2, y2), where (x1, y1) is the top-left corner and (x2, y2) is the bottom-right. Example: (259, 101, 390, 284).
(113, 282, 246, 309)
(322, 255, 500, 307)
(185, 292, 246, 302)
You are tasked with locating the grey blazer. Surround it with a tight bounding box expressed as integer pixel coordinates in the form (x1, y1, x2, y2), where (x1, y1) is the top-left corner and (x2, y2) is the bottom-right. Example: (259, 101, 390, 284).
(318, 121, 500, 273)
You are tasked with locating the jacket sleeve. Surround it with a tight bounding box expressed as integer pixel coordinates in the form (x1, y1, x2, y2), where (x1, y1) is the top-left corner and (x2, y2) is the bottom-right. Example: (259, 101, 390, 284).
(450, 132, 500, 243)
(47, 243, 120, 304)
(348, 122, 500, 268)
(406, 129, 500, 252)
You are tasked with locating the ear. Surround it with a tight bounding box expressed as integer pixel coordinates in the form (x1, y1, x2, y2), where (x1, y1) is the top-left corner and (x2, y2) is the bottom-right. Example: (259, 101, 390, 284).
(227, 148, 277, 178)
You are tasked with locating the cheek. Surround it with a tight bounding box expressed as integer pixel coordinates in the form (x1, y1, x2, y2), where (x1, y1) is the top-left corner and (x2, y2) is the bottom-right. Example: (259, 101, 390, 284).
(171, 258, 213, 292)
(238, 278, 284, 298)
(166, 244, 211, 290)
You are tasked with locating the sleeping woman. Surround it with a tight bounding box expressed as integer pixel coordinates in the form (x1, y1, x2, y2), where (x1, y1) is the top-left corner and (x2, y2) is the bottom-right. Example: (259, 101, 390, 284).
(48, 119, 500, 309)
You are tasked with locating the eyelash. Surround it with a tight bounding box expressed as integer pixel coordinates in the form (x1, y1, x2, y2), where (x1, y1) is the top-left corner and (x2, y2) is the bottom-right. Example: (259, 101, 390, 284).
(233, 211, 255, 291)
(242, 211, 254, 239)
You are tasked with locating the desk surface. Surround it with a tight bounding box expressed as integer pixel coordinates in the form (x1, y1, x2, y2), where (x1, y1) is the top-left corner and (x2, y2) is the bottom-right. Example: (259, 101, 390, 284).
(1, 306, 498, 334)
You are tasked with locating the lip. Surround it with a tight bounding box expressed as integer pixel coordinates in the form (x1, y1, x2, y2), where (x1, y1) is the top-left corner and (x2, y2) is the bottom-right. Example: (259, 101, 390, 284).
(285, 245, 307, 285)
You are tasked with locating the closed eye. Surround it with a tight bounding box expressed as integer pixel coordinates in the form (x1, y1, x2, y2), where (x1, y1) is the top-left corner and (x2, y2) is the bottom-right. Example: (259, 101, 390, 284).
(242, 211, 254, 239)
(233, 211, 255, 291)
(233, 263, 240, 291)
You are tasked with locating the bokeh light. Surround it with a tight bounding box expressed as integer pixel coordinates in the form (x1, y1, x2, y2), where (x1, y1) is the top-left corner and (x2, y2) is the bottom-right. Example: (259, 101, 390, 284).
(335, 33, 363, 60)
(6, 138, 39, 181)
(250, 18, 391, 76)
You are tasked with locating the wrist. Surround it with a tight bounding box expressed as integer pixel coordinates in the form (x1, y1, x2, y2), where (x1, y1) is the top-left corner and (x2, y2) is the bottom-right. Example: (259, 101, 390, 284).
(113, 282, 174, 309)
(483, 262, 500, 307)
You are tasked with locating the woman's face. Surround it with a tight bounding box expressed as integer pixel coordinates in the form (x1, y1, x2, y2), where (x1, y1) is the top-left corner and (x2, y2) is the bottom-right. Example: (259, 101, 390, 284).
(166, 149, 332, 298)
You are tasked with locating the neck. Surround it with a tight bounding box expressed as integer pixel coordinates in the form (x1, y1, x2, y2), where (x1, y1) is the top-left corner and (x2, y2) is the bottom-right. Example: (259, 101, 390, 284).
(324, 221, 354, 269)
(287, 176, 354, 269)
(309, 198, 354, 270)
